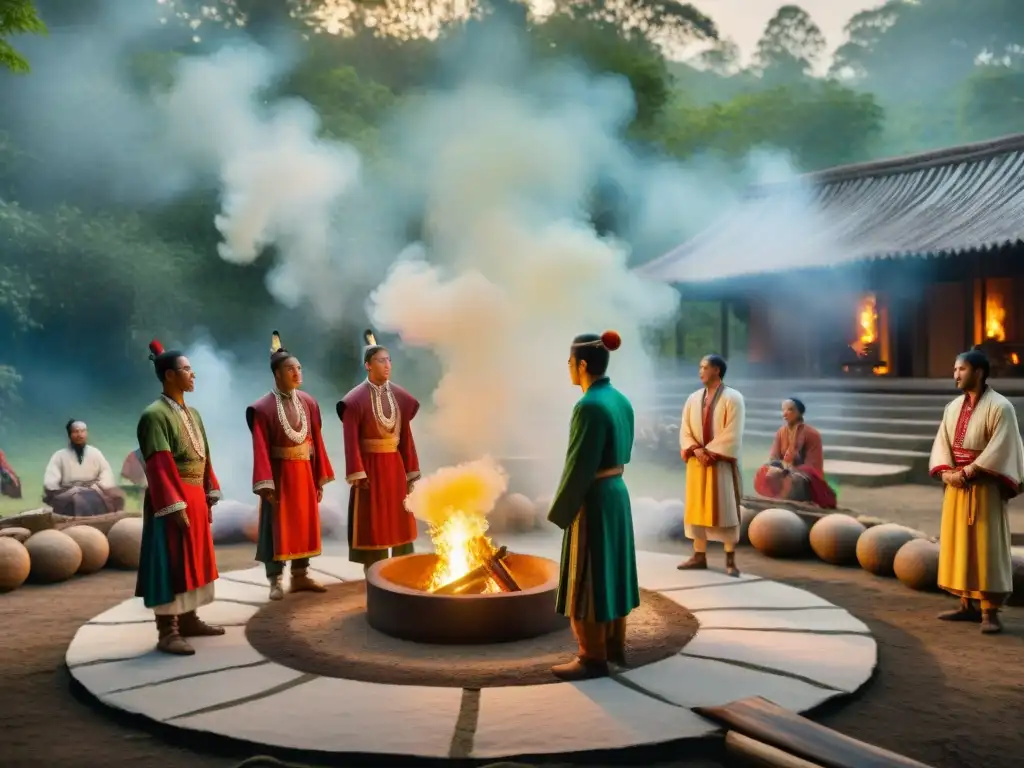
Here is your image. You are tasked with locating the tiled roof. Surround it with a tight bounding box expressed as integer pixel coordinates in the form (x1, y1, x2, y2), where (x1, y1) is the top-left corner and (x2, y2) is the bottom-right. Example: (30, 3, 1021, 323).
(637, 133, 1024, 284)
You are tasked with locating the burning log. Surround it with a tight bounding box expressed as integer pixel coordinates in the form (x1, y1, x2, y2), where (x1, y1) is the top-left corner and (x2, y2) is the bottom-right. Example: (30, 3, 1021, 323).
(431, 545, 522, 595)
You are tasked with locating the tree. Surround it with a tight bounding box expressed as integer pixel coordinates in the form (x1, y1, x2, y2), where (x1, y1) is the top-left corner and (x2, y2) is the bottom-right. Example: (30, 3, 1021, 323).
(0, 0, 46, 72)
(957, 64, 1024, 142)
(552, 0, 716, 51)
(691, 37, 740, 77)
(752, 4, 826, 84)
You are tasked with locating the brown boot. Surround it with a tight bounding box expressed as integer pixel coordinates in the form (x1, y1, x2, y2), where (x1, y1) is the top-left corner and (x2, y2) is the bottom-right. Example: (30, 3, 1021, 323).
(551, 657, 609, 681)
(155, 615, 195, 656)
(290, 568, 327, 593)
(268, 576, 284, 601)
(938, 598, 982, 623)
(725, 551, 740, 577)
(677, 551, 707, 570)
(178, 610, 226, 637)
(980, 609, 1003, 635)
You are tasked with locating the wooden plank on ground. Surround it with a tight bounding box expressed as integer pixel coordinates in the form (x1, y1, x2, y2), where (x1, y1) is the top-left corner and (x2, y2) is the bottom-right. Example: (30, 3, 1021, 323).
(726, 731, 825, 768)
(694, 697, 935, 768)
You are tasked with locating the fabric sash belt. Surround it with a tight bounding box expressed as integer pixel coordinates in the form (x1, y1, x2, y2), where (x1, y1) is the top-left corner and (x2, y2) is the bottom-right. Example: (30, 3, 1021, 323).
(177, 461, 205, 487)
(270, 444, 313, 461)
(595, 466, 625, 480)
(361, 437, 399, 454)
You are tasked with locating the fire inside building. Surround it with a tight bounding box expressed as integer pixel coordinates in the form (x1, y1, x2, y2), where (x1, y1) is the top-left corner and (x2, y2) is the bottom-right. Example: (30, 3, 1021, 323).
(640, 132, 1024, 381)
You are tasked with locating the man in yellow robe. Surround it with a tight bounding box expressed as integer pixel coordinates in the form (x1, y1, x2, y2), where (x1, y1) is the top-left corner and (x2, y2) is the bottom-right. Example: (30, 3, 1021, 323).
(678, 354, 745, 577)
(928, 349, 1023, 635)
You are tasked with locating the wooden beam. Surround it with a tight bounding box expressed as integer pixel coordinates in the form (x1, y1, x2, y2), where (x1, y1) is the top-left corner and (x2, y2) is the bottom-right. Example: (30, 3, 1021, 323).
(694, 697, 937, 768)
(726, 731, 825, 768)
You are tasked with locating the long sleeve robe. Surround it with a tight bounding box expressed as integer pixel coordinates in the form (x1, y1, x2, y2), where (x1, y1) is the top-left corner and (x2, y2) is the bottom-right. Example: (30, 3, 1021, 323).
(247, 390, 334, 564)
(42, 445, 126, 516)
(753, 423, 837, 509)
(337, 380, 420, 552)
(548, 377, 640, 623)
(135, 396, 220, 614)
(680, 385, 745, 544)
(928, 387, 1023, 600)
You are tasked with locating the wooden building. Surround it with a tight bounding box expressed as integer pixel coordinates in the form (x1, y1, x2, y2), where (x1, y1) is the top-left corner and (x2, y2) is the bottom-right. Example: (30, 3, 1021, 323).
(638, 133, 1024, 379)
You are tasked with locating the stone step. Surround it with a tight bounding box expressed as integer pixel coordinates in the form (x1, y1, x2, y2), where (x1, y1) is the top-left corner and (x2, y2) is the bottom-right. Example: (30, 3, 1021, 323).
(821, 459, 914, 488)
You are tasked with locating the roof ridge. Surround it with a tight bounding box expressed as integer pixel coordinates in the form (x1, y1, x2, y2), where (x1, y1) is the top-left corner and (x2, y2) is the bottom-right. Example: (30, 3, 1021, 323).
(753, 132, 1024, 195)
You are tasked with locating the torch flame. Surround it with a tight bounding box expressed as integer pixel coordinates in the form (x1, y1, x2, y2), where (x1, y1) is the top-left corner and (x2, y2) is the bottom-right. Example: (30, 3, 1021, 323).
(985, 295, 1006, 342)
(851, 294, 878, 357)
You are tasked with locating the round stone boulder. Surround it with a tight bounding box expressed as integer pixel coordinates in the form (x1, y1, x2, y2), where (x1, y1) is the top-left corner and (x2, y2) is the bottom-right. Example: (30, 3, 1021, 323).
(809, 514, 866, 565)
(0, 537, 31, 592)
(893, 538, 941, 592)
(739, 505, 759, 545)
(107, 517, 144, 570)
(0, 526, 32, 543)
(25, 529, 83, 583)
(63, 524, 110, 574)
(856, 523, 920, 577)
(748, 508, 808, 558)
(211, 499, 259, 545)
(1007, 555, 1024, 608)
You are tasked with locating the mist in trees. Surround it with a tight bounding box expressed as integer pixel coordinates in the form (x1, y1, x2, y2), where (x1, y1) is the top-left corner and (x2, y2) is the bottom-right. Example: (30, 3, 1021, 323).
(0, 0, 1020, 419)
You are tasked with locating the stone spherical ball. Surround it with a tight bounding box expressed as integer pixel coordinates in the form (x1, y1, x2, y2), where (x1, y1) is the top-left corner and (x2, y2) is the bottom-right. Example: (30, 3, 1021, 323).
(25, 529, 83, 583)
(739, 506, 760, 545)
(501, 493, 537, 532)
(63, 525, 110, 574)
(1007, 555, 1024, 607)
(893, 538, 940, 592)
(748, 508, 808, 558)
(107, 517, 144, 570)
(211, 499, 259, 545)
(856, 523, 920, 577)
(809, 514, 866, 565)
(0, 537, 31, 592)
(0, 526, 32, 543)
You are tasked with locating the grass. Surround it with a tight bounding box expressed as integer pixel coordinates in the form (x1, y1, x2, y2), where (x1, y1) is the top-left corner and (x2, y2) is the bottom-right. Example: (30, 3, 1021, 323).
(1, 408, 142, 517)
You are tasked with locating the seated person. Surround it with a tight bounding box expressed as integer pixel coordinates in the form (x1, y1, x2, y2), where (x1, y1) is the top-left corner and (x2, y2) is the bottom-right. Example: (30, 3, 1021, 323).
(43, 419, 126, 517)
(0, 449, 22, 499)
(753, 398, 837, 509)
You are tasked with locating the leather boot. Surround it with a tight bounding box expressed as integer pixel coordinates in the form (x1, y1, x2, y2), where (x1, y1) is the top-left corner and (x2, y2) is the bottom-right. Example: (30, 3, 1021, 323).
(155, 615, 195, 656)
(290, 568, 327, 593)
(725, 551, 740, 577)
(937, 597, 981, 622)
(551, 657, 609, 681)
(607, 620, 627, 667)
(268, 575, 284, 601)
(980, 609, 1003, 635)
(178, 610, 226, 637)
(677, 551, 707, 570)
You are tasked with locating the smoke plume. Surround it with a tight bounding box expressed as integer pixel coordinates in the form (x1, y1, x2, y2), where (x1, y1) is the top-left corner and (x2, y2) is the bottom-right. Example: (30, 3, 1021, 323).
(404, 455, 509, 528)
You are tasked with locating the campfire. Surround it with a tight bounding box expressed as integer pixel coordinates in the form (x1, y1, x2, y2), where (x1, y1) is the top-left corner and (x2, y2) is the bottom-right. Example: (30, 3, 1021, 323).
(424, 510, 521, 595)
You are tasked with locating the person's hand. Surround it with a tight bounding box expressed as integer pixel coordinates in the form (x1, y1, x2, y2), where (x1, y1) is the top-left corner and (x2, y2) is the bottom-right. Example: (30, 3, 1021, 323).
(177, 507, 191, 528)
(206, 494, 219, 508)
(258, 488, 277, 505)
(356, 477, 370, 490)
(692, 447, 706, 464)
(767, 466, 783, 477)
(316, 487, 324, 503)
(946, 471, 966, 488)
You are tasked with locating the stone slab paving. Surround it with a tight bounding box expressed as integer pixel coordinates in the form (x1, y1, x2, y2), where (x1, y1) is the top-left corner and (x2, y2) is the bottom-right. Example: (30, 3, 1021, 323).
(66, 535, 878, 760)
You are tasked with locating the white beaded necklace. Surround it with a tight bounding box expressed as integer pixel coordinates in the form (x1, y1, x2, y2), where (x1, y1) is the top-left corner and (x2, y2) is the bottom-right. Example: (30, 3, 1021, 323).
(273, 389, 309, 445)
(161, 395, 206, 460)
(367, 379, 399, 434)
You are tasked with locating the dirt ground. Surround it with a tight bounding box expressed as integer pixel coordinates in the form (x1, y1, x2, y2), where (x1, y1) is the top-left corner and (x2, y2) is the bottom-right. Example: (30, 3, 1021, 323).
(2, 542, 1022, 768)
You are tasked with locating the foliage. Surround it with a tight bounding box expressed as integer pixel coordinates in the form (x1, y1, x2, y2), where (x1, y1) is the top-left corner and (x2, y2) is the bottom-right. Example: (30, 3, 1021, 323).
(0, 0, 46, 73)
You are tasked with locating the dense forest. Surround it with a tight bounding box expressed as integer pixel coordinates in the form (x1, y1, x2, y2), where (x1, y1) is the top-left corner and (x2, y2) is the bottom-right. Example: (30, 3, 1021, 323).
(1, 0, 1022, 416)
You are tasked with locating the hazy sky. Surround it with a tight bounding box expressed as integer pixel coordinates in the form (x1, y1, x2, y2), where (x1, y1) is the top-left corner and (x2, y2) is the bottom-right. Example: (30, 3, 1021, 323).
(693, 0, 884, 66)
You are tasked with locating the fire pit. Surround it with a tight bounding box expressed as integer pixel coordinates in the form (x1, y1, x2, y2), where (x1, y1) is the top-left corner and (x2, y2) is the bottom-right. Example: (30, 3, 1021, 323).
(366, 548, 567, 644)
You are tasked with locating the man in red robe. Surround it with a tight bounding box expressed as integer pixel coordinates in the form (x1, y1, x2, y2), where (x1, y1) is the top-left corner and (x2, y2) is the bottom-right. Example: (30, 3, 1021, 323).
(136, 339, 225, 656)
(247, 331, 335, 600)
(337, 330, 421, 569)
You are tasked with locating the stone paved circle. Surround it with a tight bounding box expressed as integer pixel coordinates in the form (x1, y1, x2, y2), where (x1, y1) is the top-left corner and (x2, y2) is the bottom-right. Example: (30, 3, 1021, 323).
(66, 536, 878, 760)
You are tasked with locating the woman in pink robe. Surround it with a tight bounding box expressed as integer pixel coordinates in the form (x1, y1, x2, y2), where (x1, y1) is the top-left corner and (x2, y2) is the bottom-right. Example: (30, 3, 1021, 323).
(753, 398, 837, 509)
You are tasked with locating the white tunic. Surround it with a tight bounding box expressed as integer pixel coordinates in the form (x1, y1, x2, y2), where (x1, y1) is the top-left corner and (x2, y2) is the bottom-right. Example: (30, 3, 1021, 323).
(43, 446, 116, 492)
(680, 385, 746, 544)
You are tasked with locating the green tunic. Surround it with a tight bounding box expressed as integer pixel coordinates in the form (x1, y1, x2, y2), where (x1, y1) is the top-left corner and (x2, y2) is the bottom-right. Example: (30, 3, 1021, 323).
(548, 377, 640, 623)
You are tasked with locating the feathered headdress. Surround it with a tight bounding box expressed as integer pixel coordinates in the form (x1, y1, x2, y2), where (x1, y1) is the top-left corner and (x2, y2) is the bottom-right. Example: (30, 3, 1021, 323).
(270, 330, 282, 354)
(270, 330, 292, 372)
(362, 328, 385, 364)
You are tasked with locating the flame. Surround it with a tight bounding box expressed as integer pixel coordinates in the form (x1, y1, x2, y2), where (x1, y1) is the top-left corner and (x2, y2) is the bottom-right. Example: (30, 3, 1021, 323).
(426, 510, 499, 593)
(1012, 352, 1020, 366)
(985, 295, 1006, 342)
(852, 294, 878, 354)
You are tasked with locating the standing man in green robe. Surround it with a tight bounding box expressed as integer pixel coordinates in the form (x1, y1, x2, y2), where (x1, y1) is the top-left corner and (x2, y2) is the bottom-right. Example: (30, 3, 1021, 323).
(547, 330, 640, 681)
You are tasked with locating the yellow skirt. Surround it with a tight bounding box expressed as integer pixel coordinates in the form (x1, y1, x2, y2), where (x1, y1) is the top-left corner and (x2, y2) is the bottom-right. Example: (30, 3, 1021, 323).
(938, 480, 1013, 600)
